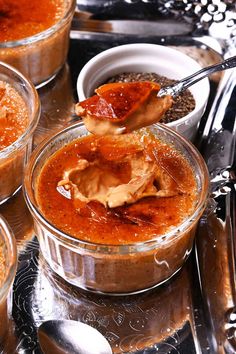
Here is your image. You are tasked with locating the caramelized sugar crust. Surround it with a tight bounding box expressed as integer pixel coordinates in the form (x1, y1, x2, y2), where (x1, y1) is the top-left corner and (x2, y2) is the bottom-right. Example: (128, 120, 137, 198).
(0, 81, 28, 150)
(76, 82, 173, 135)
(78, 82, 161, 122)
(0, 0, 65, 42)
(36, 132, 197, 245)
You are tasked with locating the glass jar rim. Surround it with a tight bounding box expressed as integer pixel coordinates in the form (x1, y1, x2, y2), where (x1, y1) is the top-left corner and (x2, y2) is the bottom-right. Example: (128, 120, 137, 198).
(24, 122, 210, 253)
(0, 0, 76, 49)
(0, 215, 17, 302)
(0, 61, 40, 159)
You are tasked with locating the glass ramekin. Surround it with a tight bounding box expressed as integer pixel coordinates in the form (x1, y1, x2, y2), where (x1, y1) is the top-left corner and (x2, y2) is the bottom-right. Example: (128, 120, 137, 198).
(0, 62, 40, 204)
(0, 215, 17, 350)
(23, 122, 209, 295)
(0, 0, 76, 87)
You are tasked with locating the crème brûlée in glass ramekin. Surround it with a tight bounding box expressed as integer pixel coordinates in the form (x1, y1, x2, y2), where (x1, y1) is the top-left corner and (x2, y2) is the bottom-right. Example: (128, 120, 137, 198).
(0, 61, 40, 204)
(24, 121, 209, 295)
(0, 0, 76, 87)
(0, 215, 17, 351)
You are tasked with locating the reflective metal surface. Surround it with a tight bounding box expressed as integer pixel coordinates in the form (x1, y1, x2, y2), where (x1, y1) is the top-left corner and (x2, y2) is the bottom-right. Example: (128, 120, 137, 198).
(12, 241, 201, 353)
(75, 1, 236, 38)
(38, 320, 112, 354)
(196, 59, 236, 354)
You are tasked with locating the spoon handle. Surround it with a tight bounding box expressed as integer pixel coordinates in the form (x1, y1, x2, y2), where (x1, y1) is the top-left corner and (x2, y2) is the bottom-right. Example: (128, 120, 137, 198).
(158, 55, 236, 97)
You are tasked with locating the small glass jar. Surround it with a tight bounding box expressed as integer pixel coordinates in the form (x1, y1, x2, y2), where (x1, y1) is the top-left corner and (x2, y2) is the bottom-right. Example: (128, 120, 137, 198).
(0, 62, 40, 204)
(24, 122, 209, 295)
(0, 215, 17, 350)
(0, 0, 76, 87)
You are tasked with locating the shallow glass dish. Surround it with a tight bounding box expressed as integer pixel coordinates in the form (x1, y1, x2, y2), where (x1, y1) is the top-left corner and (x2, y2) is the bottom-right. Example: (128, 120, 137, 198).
(0, 62, 40, 205)
(0, 215, 17, 350)
(0, 0, 76, 87)
(24, 122, 209, 295)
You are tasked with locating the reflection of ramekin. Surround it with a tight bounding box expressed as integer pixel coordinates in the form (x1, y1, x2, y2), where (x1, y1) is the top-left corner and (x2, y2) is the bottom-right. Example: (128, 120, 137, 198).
(24, 122, 209, 295)
(37, 258, 192, 353)
(0, 215, 17, 349)
(0, 62, 40, 204)
(0, 0, 76, 87)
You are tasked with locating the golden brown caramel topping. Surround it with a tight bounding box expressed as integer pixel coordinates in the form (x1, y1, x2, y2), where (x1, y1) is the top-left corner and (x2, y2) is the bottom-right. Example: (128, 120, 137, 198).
(36, 131, 197, 244)
(79, 82, 160, 121)
(0, 81, 28, 150)
(0, 0, 65, 42)
(76, 82, 173, 135)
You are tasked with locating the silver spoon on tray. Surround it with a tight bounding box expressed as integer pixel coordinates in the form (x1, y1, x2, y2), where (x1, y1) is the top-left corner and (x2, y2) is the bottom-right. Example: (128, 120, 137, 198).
(157, 55, 236, 97)
(38, 320, 113, 354)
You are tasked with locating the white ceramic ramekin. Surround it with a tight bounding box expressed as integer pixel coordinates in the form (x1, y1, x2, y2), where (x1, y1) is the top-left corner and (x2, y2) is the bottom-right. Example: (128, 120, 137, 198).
(77, 43, 210, 141)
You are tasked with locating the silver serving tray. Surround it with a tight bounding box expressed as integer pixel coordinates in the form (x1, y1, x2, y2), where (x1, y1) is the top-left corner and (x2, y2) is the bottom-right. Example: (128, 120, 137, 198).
(1, 14, 235, 353)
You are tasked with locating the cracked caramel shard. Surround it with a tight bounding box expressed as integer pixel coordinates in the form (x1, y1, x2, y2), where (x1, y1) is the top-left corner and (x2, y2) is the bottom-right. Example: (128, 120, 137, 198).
(75, 82, 173, 135)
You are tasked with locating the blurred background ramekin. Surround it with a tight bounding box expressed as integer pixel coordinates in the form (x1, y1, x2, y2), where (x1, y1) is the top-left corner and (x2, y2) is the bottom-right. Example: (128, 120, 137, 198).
(24, 122, 209, 295)
(0, 215, 17, 349)
(0, 0, 76, 87)
(77, 43, 210, 141)
(0, 62, 40, 204)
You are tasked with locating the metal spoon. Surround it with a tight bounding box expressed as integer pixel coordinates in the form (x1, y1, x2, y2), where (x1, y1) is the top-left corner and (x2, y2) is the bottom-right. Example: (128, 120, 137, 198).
(38, 320, 113, 354)
(157, 55, 236, 97)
